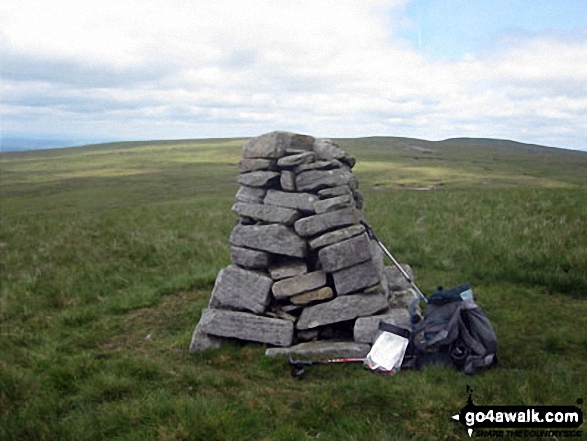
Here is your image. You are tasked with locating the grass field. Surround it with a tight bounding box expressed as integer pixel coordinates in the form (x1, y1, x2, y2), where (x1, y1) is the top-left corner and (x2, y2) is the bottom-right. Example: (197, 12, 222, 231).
(1, 136, 586, 440)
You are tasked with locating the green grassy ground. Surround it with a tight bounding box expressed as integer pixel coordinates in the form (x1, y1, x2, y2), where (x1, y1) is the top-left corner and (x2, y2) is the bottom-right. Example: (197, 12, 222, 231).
(1, 137, 586, 440)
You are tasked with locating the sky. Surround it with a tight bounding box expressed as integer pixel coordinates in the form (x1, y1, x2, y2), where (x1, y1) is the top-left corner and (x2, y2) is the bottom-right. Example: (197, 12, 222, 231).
(1, 0, 586, 150)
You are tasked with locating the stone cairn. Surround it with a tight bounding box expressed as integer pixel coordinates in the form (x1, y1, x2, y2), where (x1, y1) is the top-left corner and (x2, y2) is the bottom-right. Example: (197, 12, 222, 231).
(190, 131, 418, 358)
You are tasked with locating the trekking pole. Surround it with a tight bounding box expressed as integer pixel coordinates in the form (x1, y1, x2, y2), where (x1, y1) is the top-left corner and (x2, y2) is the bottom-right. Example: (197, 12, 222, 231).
(360, 221, 428, 303)
(288, 356, 365, 378)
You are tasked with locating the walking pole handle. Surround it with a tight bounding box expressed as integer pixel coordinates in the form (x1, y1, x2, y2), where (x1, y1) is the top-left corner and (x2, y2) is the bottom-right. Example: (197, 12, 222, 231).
(360, 221, 428, 302)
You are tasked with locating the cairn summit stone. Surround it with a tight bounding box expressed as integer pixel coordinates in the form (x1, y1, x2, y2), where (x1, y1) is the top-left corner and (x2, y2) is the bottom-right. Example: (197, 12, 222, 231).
(191, 130, 415, 353)
(243, 131, 314, 159)
(232, 202, 300, 225)
(296, 168, 355, 193)
(230, 224, 307, 258)
(318, 233, 373, 273)
(264, 190, 318, 213)
(272, 270, 327, 299)
(296, 293, 388, 330)
(209, 265, 272, 314)
(294, 208, 361, 238)
(198, 308, 293, 347)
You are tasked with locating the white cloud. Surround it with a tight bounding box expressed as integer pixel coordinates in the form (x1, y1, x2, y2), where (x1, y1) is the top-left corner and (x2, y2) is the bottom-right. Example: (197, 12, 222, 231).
(1, 0, 586, 149)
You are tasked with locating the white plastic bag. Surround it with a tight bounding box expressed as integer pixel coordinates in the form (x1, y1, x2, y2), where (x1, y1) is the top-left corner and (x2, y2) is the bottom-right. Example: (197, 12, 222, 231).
(364, 327, 409, 375)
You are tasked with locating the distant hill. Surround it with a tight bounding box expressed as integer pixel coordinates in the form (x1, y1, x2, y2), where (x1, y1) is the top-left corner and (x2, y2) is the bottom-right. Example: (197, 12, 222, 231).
(0, 136, 114, 152)
(1, 135, 585, 190)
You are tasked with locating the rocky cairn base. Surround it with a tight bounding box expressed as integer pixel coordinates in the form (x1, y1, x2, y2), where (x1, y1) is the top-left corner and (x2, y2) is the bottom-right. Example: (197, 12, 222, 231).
(190, 131, 419, 358)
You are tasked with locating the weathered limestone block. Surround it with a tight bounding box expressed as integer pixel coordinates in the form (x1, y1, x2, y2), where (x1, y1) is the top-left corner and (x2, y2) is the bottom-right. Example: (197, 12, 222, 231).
(312, 138, 347, 161)
(313, 138, 356, 168)
(384, 264, 414, 291)
(230, 224, 307, 258)
(198, 308, 293, 346)
(265, 341, 371, 358)
(370, 239, 389, 299)
(294, 159, 343, 174)
(243, 132, 314, 158)
(332, 259, 381, 295)
(294, 208, 361, 237)
(269, 260, 307, 280)
(309, 224, 366, 250)
(280, 171, 296, 191)
(237, 171, 280, 188)
(209, 265, 273, 314)
(272, 270, 327, 299)
(296, 293, 388, 330)
(318, 233, 372, 273)
(353, 190, 365, 210)
(277, 151, 316, 167)
(235, 186, 266, 204)
(232, 202, 300, 225)
(313, 194, 355, 214)
(238, 158, 273, 173)
(289, 134, 315, 151)
(189, 321, 223, 352)
(389, 288, 422, 317)
(264, 190, 318, 213)
(296, 168, 354, 192)
(230, 246, 270, 269)
(353, 310, 411, 344)
(290, 287, 334, 305)
(318, 185, 352, 199)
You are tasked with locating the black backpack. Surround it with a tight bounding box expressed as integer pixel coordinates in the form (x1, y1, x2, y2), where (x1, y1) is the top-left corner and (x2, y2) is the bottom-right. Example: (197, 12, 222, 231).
(402, 283, 498, 375)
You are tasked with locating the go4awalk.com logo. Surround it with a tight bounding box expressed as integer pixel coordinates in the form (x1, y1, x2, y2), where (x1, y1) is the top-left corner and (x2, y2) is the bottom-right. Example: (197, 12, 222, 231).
(452, 386, 583, 438)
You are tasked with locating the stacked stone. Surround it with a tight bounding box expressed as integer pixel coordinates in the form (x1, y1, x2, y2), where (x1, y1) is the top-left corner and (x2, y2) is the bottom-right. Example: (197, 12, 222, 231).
(190, 131, 413, 356)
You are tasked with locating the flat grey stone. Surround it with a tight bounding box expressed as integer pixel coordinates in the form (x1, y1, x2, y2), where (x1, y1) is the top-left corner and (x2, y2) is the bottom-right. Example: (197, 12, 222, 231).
(318, 233, 372, 272)
(242, 132, 314, 158)
(264, 189, 318, 213)
(189, 321, 223, 352)
(242, 131, 291, 159)
(277, 151, 316, 167)
(294, 208, 361, 237)
(294, 159, 343, 174)
(332, 259, 381, 295)
(290, 287, 334, 305)
(384, 264, 414, 291)
(272, 270, 327, 299)
(313, 194, 355, 214)
(269, 260, 307, 280)
(237, 171, 280, 188)
(235, 186, 267, 204)
(296, 293, 389, 330)
(238, 158, 273, 173)
(265, 341, 371, 358)
(280, 171, 296, 191)
(353, 310, 411, 344)
(232, 202, 300, 225)
(289, 134, 315, 151)
(230, 224, 307, 258)
(230, 246, 270, 269)
(312, 138, 347, 161)
(296, 168, 354, 192)
(370, 240, 389, 299)
(285, 148, 308, 155)
(198, 308, 293, 347)
(209, 265, 273, 314)
(318, 185, 352, 199)
(309, 224, 366, 250)
(389, 288, 422, 317)
(341, 154, 356, 168)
